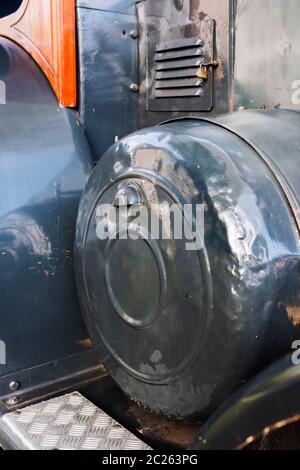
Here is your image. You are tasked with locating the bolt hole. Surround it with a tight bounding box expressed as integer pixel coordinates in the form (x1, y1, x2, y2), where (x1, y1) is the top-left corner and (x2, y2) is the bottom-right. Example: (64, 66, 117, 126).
(122, 30, 127, 37)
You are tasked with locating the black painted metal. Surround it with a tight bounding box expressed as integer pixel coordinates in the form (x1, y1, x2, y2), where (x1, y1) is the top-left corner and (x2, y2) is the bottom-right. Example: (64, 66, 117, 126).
(137, 0, 233, 128)
(190, 355, 300, 450)
(77, 1, 138, 161)
(0, 1, 22, 19)
(77, 0, 136, 13)
(76, 0, 233, 161)
(75, 0, 300, 162)
(75, 109, 300, 421)
(147, 26, 213, 111)
(0, 38, 101, 406)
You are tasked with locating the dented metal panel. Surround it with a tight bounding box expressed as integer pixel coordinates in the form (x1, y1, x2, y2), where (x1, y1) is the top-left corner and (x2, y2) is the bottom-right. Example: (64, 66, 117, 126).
(234, 0, 300, 111)
(137, 0, 233, 127)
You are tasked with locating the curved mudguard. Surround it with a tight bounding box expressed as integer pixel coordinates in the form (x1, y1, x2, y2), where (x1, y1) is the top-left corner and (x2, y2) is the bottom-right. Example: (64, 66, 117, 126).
(190, 354, 300, 450)
(0, 37, 100, 407)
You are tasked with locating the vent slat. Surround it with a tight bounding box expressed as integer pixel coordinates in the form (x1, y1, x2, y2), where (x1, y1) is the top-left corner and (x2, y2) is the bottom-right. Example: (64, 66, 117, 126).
(153, 35, 206, 101)
(155, 68, 200, 80)
(155, 57, 202, 71)
(155, 37, 203, 52)
(155, 47, 203, 62)
(156, 88, 204, 98)
(155, 78, 203, 89)
(148, 24, 214, 111)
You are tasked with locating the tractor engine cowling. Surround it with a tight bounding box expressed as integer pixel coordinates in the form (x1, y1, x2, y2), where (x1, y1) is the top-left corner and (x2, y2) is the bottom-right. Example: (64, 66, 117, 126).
(75, 109, 300, 421)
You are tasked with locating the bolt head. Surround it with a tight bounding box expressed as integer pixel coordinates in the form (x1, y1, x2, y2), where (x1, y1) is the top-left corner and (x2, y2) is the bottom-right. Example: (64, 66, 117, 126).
(9, 381, 20, 392)
(130, 30, 138, 39)
(129, 83, 139, 93)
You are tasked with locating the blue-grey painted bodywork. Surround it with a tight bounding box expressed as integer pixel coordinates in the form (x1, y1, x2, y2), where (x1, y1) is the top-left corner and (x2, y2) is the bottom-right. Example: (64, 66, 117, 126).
(0, 37, 101, 406)
(76, 0, 234, 161)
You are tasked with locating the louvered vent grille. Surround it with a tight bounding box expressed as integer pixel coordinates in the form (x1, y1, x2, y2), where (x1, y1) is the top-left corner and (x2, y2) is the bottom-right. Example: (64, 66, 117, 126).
(147, 22, 214, 112)
(154, 37, 204, 99)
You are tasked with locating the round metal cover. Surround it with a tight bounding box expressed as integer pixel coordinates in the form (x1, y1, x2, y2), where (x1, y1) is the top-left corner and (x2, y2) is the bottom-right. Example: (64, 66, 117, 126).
(81, 177, 210, 385)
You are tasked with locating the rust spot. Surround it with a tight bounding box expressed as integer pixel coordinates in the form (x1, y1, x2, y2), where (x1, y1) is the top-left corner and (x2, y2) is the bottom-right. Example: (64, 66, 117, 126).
(239, 414, 300, 449)
(215, 63, 225, 80)
(129, 404, 201, 448)
(229, 94, 235, 112)
(287, 306, 300, 326)
(77, 338, 93, 349)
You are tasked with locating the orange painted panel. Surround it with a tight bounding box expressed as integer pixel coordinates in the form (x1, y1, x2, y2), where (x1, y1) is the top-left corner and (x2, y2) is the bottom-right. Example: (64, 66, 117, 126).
(0, 0, 77, 107)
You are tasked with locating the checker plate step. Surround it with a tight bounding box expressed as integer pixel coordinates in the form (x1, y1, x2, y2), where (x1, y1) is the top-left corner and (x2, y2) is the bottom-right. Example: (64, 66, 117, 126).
(1, 392, 151, 450)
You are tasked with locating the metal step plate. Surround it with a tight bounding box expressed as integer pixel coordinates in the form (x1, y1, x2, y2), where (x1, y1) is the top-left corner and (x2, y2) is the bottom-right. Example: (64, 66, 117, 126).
(1, 392, 151, 450)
